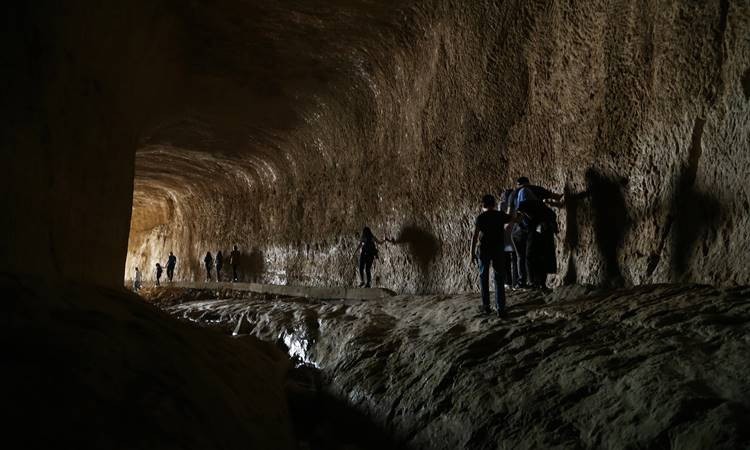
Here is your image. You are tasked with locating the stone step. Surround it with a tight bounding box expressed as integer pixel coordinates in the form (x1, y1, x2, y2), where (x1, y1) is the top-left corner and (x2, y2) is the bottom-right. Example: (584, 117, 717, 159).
(163, 281, 396, 300)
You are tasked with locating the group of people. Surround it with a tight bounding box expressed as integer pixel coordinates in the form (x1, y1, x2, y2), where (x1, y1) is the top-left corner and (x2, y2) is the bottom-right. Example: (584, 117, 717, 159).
(351, 176, 562, 317)
(134, 177, 561, 315)
(202, 246, 242, 282)
(470, 176, 562, 317)
(133, 247, 241, 291)
(133, 251, 177, 291)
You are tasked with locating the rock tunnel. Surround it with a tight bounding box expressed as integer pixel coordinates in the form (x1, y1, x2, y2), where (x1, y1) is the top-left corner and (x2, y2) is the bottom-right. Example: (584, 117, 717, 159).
(3, 1, 750, 449)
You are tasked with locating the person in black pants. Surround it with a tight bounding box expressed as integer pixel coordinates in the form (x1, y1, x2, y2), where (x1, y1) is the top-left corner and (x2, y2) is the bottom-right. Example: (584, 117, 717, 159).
(230, 245, 241, 281)
(166, 252, 177, 282)
(353, 227, 389, 288)
(204, 251, 214, 281)
(215, 251, 223, 281)
(508, 177, 562, 289)
(471, 194, 516, 317)
(155, 263, 163, 286)
(500, 189, 518, 288)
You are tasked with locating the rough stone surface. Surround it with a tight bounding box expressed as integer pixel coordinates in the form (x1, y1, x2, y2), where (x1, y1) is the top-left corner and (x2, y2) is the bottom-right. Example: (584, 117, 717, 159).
(124, 0, 750, 292)
(156, 284, 750, 449)
(2, 275, 294, 450)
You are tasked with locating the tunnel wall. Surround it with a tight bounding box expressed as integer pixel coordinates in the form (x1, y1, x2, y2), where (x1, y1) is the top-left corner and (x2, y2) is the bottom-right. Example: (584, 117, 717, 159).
(2, 1, 186, 287)
(127, 0, 750, 293)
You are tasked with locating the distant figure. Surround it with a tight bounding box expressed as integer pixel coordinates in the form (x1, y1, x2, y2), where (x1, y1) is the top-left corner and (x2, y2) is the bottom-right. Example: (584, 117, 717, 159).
(230, 245, 241, 282)
(508, 177, 562, 289)
(133, 267, 142, 292)
(166, 252, 177, 282)
(204, 252, 214, 281)
(215, 251, 223, 282)
(470, 194, 515, 317)
(155, 263, 163, 286)
(353, 226, 388, 288)
(499, 189, 518, 289)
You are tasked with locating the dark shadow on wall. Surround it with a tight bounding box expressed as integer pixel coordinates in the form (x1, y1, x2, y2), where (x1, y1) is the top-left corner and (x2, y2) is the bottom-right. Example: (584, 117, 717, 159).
(646, 118, 722, 282)
(584, 168, 630, 287)
(561, 184, 591, 285)
(669, 119, 721, 281)
(229, 248, 265, 283)
(394, 225, 439, 293)
(243, 247, 266, 283)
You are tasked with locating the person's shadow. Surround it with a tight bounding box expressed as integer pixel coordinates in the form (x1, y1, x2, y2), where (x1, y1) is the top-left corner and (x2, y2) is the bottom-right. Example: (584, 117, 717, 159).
(244, 247, 265, 283)
(393, 225, 439, 293)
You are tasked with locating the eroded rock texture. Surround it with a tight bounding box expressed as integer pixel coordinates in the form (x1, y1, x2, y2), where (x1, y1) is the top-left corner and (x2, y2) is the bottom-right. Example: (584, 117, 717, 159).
(158, 285, 750, 449)
(126, 0, 750, 292)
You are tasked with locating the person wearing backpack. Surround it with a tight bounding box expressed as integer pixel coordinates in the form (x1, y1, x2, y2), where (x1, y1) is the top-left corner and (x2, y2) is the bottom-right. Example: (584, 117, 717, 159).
(353, 226, 390, 288)
(509, 177, 562, 289)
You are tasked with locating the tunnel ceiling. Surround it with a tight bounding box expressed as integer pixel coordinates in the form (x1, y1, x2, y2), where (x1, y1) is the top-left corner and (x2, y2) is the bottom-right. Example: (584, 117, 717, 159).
(135, 0, 412, 192)
(128, 0, 750, 292)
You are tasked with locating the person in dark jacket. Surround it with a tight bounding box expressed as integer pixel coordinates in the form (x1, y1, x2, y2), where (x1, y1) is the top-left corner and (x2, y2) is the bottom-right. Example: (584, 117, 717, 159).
(155, 263, 163, 286)
(166, 252, 177, 282)
(204, 252, 214, 281)
(230, 246, 241, 281)
(353, 227, 389, 288)
(508, 177, 563, 289)
(215, 251, 223, 281)
(471, 194, 517, 317)
(499, 189, 518, 289)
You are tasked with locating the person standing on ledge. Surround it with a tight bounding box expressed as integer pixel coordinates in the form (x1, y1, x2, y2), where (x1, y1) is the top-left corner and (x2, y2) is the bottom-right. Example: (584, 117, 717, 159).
(155, 263, 163, 286)
(204, 251, 214, 281)
(499, 188, 518, 289)
(509, 177, 562, 289)
(230, 245, 241, 282)
(166, 251, 177, 282)
(133, 267, 142, 292)
(215, 251, 224, 282)
(470, 194, 515, 317)
(353, 226, 390, 288)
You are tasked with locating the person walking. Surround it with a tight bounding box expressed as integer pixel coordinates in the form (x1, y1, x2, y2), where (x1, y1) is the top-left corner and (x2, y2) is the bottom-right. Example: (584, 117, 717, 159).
(470, 194, 515, 317)
(166, 252, 177, 282)
(215, 251, 223, 282)
(204, 252, 214, 281)
(155, 263, 163, 286)
(230, 245, 241, 282)
(353, 227, 389, 288)
(133, 267, 142, 292)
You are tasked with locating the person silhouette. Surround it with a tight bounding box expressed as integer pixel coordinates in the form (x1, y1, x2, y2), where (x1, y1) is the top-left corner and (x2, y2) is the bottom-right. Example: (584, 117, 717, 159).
(204, 252, 214, 281)
(166, 252, 177, 282)
(353, 227, 390, 288)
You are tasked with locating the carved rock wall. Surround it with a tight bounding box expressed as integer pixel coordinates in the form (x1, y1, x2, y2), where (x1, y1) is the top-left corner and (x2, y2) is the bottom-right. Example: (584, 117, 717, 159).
(127, 0, 750, 293)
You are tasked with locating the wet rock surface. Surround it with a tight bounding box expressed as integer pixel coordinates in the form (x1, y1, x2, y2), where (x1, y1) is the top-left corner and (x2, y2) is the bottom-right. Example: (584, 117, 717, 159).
(150, 284, 750, 449)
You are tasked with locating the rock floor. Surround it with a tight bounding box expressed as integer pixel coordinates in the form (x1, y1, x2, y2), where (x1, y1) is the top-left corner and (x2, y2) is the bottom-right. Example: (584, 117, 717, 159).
(144, 284, 750, 449)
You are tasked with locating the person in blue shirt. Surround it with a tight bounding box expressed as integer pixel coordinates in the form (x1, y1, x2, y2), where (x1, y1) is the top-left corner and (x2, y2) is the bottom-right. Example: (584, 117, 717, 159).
(470, 194, 518, 317)
(508, 177, 563, 289)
